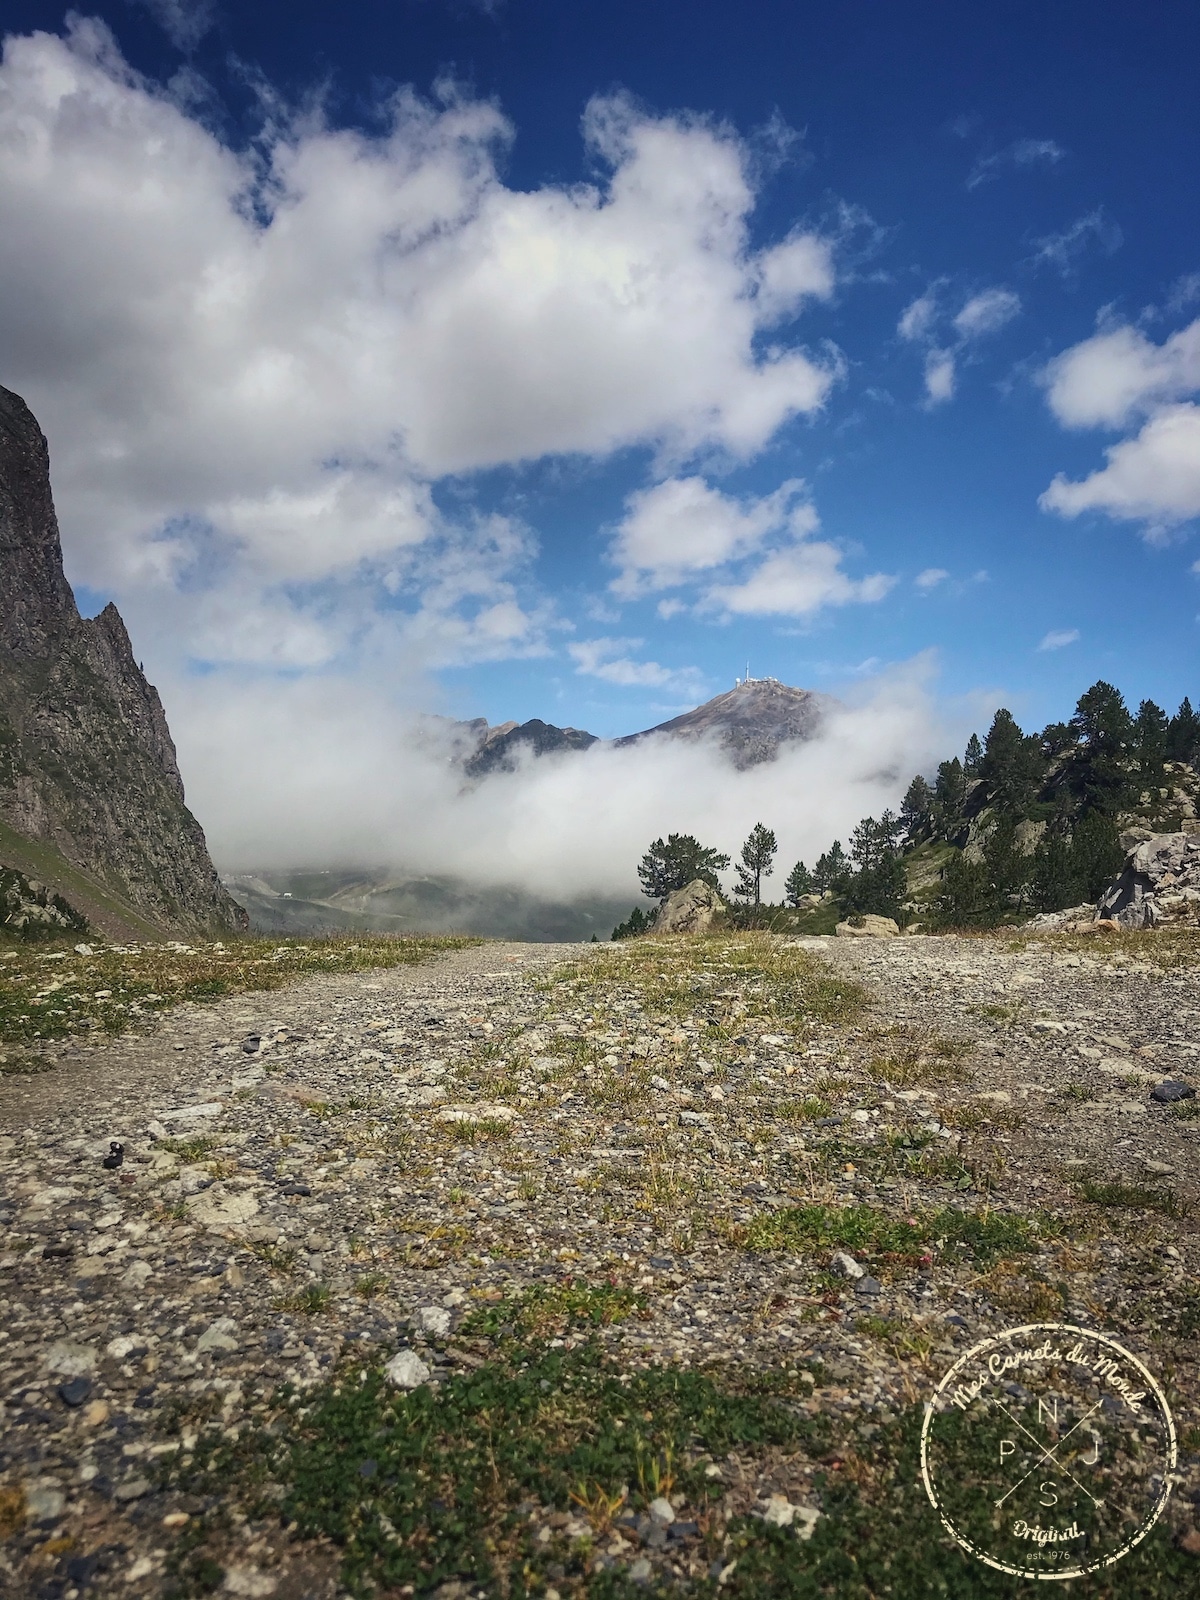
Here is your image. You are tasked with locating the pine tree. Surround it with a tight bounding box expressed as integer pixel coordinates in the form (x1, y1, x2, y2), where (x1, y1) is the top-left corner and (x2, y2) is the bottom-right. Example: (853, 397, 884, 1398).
(1041, 721, 1074, 758)
(981, 709, 1044, 817)
(1133, 699, 1169, 775)
(734, 823, 778, 905)
(963, 733, 983, 776)
(1168, 696, 1200, 764)
(813, 841, 847, 889)
(637, 835, 730, 902)
(784, 860, 814, 905)
(933, 757, 966, 832)
(900, 775, 934, 839)
(1070, 681, 1133, 813)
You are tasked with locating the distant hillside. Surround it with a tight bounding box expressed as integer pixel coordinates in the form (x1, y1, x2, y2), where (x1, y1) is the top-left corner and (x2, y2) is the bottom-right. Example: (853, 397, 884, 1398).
(616, 677, 834, 769)
(0, 384, 246, 940)
(224, 869, 630, 943)
(464, 718, 599, 778)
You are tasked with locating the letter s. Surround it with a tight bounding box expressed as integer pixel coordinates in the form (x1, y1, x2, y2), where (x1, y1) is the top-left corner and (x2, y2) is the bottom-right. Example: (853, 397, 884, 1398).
(1039, 1481, 1058, 1507)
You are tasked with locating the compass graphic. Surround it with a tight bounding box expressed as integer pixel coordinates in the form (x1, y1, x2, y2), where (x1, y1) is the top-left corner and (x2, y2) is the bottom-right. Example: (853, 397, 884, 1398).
(921, 1324, 1176, 1581)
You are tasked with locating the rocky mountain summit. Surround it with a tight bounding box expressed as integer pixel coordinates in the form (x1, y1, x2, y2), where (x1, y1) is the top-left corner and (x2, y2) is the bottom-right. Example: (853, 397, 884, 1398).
(616, 677, 833, 769)
(0, 384, 245, 939)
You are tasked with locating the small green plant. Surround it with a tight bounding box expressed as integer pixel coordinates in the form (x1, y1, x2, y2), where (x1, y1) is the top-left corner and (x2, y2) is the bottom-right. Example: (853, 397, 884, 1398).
(354, 1273, 388, 1300)
(1075, 1178, 1182, 1215)
(275, 1283, 332, 1315)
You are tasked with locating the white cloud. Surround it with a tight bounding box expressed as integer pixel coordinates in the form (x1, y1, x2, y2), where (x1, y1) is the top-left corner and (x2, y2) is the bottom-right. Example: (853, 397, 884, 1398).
(0, 19, 846, 686)
(172, 657, 947, 899)
(915, 567, 949, 590)
(900, 283, 1018, 405)
(1040, 318, 1200, 430)
(702, 541, 895, 618)
(898, 290, 938, 343)
(1040, 403, 1200, 530)
(1027, 209, 1122, 277)
(609, 476, 815, 596)
(967, 137, 1065, 190)
(1037, 628, 1080, 651)
(1168, 272, 1200, 314)
(1040, 314, 1200, 536)
(567, 637, 705, 694)
(953, 287, 1020, 339)
(924, 349, 956, 405)
(608, 475, 892, 621)
(133, 0, 215, 51)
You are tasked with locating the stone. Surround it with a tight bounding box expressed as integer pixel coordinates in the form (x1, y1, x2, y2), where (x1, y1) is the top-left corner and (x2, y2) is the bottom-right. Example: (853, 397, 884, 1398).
(57, 1377, 91, 1407)
(793, 1505, 821, 1541)
(761, 1495, 795, 1527)
(835, 915, 899, 939)
(186, 1188, 261, 1231)
(223, 1567, 278, 1597)
(384, 1349, 432, 1389)
(650, 879, 726, 935)
(44, 1340, 96, 1377)
(1151, 1081, 1195, 1104)
(435, 1103, 518, 1125)
(196, 1317, 239, 1354)
(25, 1485, 65, 1523)
(1097, 832, 1200, 928)
(854, 1276, 883, 1296)
(1141, 1158, 1176, 1176)
(830, 1251, 864, 1280)
(113, 1476, 151, 1502)
(415, 1306, 452, 1337)
(648, 1497, 675, 1526)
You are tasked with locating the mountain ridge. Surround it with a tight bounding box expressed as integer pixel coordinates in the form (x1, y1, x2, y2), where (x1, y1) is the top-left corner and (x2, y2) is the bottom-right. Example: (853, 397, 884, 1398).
(0, 384, 246, 939)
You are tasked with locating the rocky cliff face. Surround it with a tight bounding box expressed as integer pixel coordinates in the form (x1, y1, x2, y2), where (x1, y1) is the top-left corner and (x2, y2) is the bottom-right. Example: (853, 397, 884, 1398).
(0, 384, 245, 937)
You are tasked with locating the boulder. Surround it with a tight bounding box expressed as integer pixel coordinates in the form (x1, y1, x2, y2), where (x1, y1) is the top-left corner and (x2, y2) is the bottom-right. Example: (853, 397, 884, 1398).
(835, 915, 899, 938)
(1096, 832, 1200, 929)
(651, 879, 726, 934)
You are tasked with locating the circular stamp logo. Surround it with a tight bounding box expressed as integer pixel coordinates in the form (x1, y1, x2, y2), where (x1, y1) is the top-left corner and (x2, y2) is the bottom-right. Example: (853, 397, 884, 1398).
(921, 1323, 1176, 1581)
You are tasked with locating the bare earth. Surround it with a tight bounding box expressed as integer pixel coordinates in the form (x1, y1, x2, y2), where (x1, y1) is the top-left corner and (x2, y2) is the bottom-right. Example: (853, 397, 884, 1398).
(1, 931, 1198, 1597)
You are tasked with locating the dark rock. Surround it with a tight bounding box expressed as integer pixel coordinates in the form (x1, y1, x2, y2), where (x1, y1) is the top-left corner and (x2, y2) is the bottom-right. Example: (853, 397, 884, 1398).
(855, 1276, 883, 1296)
(41, 1243, 72, 1259)
(280, 1181, 312, 1197)
(0, 383, 247, 939)
(1151, 1080, 1195, 1104)
(241, 1036, 261, 1054)
(57, 1377, 91, 1407)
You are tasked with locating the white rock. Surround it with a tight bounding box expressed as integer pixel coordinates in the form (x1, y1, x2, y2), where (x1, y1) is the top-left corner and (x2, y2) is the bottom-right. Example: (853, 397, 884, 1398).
(121, 1261, 154, 1288)
(44, 1341, 96, 1376)
(186, 1188, 261, 1232)
(794, 1505, 821, 1540)
(762, 1494, 795, 1527)
(196, 1317, 239, 1354)
(160, 1102, 224, 1122)
(835, 915, 899, 939)
(223, 1568, 278, 1597)
(416, 1306, 452, 1337)
(648, 1496, 675, 1525)
(830, 1251, 864, 1279)
(25, 1484, 65, 1521)
(384, 1349, 432, 1389)
(435, 1102, 518, 1125)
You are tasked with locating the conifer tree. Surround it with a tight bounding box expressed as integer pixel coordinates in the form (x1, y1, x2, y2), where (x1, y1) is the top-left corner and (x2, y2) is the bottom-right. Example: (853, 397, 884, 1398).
(784, 860, 814, 905)
(1134, 699, 1169, 775)
(900, 775, 934, 839)
(637, 835, 730, 902)
(1169, 696, 1200, 764)
(963, 733, 983, 776)
(734, 823, 778, 905)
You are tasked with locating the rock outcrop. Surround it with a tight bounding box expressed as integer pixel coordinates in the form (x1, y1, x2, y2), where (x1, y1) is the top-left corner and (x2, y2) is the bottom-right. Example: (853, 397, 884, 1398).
(1095, 832, 1200, 929)
(0, 384, 246, 938)
(835, 914, 900, 938)
(650, 879, 726, 934)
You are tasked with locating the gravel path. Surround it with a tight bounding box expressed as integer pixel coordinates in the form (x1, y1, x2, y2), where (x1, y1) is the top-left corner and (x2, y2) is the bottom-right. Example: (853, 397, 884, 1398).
(1, 930, 1198, 1597)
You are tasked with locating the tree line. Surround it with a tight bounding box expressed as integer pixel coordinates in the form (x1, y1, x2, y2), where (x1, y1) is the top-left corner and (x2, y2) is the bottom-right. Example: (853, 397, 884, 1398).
(613, 681, 1199, 937)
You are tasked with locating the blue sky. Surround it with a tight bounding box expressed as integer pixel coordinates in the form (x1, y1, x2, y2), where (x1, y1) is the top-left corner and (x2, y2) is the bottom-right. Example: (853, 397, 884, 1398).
(2, 0, 1199, 771)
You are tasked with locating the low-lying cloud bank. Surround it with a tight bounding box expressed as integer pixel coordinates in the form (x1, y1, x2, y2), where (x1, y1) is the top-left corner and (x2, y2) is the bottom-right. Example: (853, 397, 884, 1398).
(173, 658, 947, 903)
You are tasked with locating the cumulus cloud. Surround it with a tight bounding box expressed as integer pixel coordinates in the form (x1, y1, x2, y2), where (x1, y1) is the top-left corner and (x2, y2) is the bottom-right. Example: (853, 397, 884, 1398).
(1027, 209, 1122, 277)
(567, 637, 706, 695)
(1039, 315, 1200, 535)
(1039, 318, 1200, 430)
(607, 475, 892, 619)
(898, 283, 1019, 405)
(914, 567, 949, 590)
(967, 137, 1065, 190)
(0, 19, 847, 688)
(1040, 404, 1200, 530)
(1037, 628, 1080, 651)
(170, 658, 947, 898)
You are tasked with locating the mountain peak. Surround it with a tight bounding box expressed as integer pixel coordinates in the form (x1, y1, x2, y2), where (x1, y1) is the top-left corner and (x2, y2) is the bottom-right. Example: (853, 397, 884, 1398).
(617, 677, 834, 768)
